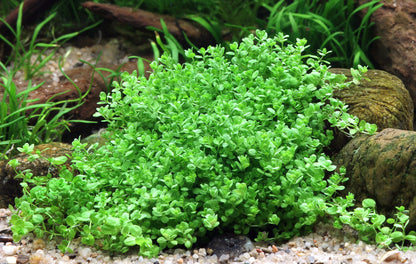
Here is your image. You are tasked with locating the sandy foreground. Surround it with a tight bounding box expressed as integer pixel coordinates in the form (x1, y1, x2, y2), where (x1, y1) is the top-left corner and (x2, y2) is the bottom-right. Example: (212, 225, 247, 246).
(1, 208, 416, 264)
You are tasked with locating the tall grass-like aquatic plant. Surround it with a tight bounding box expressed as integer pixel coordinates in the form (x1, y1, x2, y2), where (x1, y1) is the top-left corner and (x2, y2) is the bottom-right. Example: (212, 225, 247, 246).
(0, 1, 19, 18)
(262, 0, 382, 68)
(0, 3, 98, 156)
(0, 3, 99, 80)
(10, 30, 379, 257)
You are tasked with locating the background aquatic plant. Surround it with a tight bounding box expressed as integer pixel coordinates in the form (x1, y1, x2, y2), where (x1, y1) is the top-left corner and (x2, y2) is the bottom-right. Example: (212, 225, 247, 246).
(1, 0, 381, 69)
(0, 4, 97, 157)
(261, 0, 382, 68)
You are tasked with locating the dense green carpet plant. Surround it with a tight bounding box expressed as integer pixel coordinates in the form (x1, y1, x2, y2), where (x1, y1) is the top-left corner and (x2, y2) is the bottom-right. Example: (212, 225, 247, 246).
(10, 30, 378, 257)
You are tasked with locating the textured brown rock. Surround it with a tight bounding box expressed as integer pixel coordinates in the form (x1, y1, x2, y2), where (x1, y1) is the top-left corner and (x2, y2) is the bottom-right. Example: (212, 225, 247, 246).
(328, 68, 413, 153)
(333, 128, 416, 228)
(0, 142, 73, 207)
(361, 0, 416, 119)
(331, 68, 414, 131)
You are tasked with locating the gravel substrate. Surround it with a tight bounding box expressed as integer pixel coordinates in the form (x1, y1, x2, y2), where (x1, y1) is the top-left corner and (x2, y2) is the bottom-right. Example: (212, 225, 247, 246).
(1, 208, 415, 264)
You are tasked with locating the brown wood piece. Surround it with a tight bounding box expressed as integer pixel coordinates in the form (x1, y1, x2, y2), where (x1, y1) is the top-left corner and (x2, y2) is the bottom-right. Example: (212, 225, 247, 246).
(0, 0, 59, 33)
(81, 1, 214, 45)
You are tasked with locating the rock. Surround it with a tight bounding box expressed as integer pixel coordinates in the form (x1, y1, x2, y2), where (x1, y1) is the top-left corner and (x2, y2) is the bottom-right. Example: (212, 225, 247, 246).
(207, 234, 254, 259)
(0, 142, 73, 206)
(16, 254, 30, 264)
(360, 0, 416, 120)
(3, 245, 18, 256)
(330, 68, 413, 131)
(5, 256, 17, 264)
(218, 254, 230, 263)
(333, 128, 416, 228)
(379, 250, 404, 263)
(328, 68, 413, 153)
(80, 128, 108, 147)
(29, 249, 53, 264)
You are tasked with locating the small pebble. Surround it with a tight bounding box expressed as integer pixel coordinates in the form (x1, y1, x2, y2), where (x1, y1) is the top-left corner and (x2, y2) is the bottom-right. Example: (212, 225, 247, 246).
(379, 250, 403, 262)
(198, 248, 207, 256)
(3, 245, 18, 256)
(307, 255, 315, 263)
(16, 254, 30, 264)
(365, 245, 374, 253)
(32, 239, 45, 250)
(206, 248, 213, 255)
(174, 249, 186, 255)
(218, 254, 230, 263)
(321, 242, 329, 251)
(5, 256, 17, 264)
(287, 241, 297, 247)
(239, 252, 251, 261)
(79, 247, 92, 259)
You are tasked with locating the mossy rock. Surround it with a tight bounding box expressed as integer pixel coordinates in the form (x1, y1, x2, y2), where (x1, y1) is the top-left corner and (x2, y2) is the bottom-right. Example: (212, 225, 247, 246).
(333, 128, 416, 228)
(331, 68, 414, 131)
(328, 68, 414, 154)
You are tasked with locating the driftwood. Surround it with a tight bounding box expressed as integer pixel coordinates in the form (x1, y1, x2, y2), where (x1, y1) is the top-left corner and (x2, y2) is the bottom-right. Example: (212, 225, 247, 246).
(0, 0, 58, 31)
(0, 0, 59, 62)
(81, 1, 215, 46)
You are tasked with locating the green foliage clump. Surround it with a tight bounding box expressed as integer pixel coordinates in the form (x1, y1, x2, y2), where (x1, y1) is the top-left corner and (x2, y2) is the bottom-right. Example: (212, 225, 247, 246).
(10, 30, 376, 257)
(327, 195, 416, 251)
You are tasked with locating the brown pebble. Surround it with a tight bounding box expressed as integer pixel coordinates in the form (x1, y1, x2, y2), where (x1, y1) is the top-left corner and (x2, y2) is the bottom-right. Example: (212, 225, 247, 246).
(32, 239, 45, 250)
(177, 257, 184, 263)
(29, 254, 45, 264)
(287, 241, 297, 247)
(379, 250, 404, 263)
(206, 248, 214, 255)
(261, 247, 273, 254)
(272, 245, 279, 253)
(16, 254, 30, 264)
